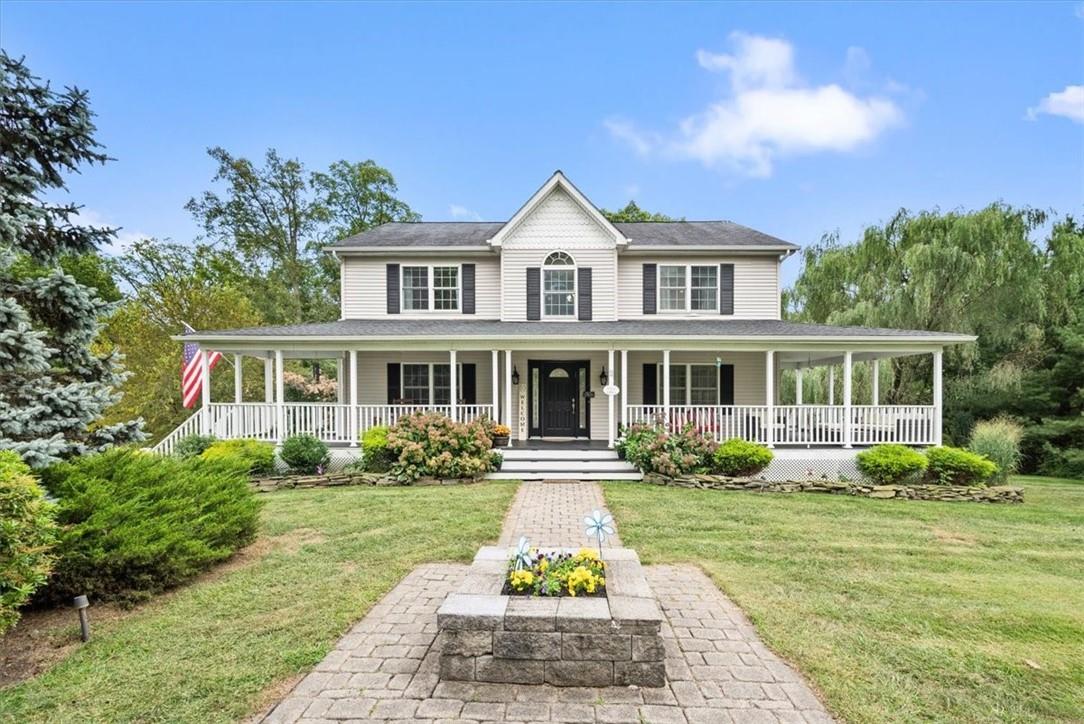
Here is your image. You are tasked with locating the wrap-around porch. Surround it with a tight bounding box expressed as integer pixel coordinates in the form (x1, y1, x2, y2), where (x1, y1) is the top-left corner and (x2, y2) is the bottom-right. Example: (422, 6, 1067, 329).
(154, 342, 945, 455)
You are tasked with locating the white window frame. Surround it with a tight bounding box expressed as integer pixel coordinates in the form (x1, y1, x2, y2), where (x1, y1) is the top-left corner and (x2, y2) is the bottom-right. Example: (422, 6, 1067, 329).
(657, 363, 720, 405)
(657, 264, 719, 313)
(401, 264, 462, 313)
(398, 362, 464, 405)
(542, 251, 577, 319)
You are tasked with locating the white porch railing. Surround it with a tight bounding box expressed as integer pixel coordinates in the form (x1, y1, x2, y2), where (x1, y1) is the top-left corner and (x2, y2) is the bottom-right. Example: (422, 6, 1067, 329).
(624, 404, 936, 446)
(151, 403, 497, 453)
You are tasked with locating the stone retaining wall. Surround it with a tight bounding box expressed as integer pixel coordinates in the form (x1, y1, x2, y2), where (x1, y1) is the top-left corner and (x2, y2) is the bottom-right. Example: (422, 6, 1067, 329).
(437, 547, 665, 687)
(251, 472, 482, 493)
(643, 473, 1024, 503)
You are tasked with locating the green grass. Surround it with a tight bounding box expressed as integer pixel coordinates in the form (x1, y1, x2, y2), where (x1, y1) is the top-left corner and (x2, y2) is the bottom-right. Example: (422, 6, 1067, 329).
(603, 476, 1084, 724)
(0, 481, 516, 723)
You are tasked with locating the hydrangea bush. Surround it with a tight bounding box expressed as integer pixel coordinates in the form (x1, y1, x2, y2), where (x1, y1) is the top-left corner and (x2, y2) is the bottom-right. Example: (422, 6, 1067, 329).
(616, 423, 716, 477)
(386, 412, 502, 482)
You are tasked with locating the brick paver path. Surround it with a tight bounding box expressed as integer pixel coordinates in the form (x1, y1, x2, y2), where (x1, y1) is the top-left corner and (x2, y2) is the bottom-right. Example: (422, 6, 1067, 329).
(264, 483, 833, 723)
(498, 481, 621, 548)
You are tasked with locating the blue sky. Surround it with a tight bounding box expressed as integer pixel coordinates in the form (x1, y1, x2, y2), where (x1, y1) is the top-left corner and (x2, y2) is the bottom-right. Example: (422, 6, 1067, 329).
(3, 1, 1082, 285)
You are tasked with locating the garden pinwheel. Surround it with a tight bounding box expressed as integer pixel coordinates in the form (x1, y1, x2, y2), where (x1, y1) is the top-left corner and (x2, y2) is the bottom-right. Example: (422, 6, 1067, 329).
(512, 536, 532, 570)
(584, 510, 615, 556)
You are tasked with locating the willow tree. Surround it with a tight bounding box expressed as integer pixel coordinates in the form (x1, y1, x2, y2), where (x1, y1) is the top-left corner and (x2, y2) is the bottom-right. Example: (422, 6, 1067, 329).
(0, 53, 143, 466)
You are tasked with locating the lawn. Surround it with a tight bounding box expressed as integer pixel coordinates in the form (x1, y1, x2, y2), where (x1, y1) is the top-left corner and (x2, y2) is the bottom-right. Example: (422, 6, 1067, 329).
(604, 476, 1084, 724)
(0, 481, 516, 723)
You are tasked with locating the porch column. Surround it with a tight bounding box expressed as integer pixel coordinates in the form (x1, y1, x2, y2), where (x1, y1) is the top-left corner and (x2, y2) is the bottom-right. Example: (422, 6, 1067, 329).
(491, 350, 499, 423)
(933, 349, 943, 446)
(795, 368, 804, 405)
(843, 350, 853, 449)
(200, 346, 211, 435)
(607, 348, 615, 448)
(449, 349, 458, 422)
(620, 349, 628, 431)
(828, 366, 835, 405)
(504, 350, 513, 446)
(348, 349, 358, 447)
(233, 354, 243, 404)
(765, 350, 775, 448)
(264, 357, 273, 404)
(872, 359, 880, 405)
(336, 353, 346, 405)
(275, 349, 285, 442)
(662, 350, 671, 427)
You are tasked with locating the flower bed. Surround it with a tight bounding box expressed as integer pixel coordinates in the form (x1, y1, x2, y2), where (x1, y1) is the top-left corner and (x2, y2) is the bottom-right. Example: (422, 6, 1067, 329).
(504, 548, 606, 597)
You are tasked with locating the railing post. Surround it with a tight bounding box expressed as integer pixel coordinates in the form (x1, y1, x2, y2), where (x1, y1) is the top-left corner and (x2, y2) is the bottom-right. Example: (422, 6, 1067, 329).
(933, 349, 943, 446)
(275, 349, 285, 442)
(843, 350, 853, 449)
(349, 349, 358, 447)
(765, 350, 775, 448)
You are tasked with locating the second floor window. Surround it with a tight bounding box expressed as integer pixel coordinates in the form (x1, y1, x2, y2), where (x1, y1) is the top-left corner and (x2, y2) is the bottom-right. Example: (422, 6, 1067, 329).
(659, 264, 718, 312)
(543, 251, 575, 317)
(402, 265, 459, 311)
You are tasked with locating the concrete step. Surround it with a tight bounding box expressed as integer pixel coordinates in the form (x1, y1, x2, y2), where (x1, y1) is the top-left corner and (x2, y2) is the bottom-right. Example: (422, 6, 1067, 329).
(501, 448, 619, 461)
(486, 471, 643, 481)
(499, 459, 637, 472)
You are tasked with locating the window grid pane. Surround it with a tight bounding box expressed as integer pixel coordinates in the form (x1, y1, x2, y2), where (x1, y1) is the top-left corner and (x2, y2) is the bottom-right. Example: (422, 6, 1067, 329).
(402, 364, 429, 404)
(690, 365, 718, 404)
(690, 266, 718, 311)
(433, 267, 459, 311)
(659, 266, 687, 311)
(402, 267, 429, 311)
(433, 364, 451, 405)
(544, 269, 575, 316)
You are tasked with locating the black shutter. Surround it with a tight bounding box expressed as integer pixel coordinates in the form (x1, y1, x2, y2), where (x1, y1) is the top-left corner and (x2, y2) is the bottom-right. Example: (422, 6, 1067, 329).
(462, 264, 476, 314)
(720, 364, 735, 405)
(386, 363, 400, 404)
(719, 263, 734, 315)
(642, 363, 658, 405)
(461, 363, 476, 404)
(526, 267, 541, 321)
(642, 263, 657, 314)
(577, 267, 593, 321)
(386, 264, 400, 314)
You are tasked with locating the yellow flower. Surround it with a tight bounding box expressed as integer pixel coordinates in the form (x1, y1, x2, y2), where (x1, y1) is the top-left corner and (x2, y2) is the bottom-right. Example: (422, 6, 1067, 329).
(539, 558, 549, 572)
(566, 565, 601, 596)
(509, 569, 535, 592)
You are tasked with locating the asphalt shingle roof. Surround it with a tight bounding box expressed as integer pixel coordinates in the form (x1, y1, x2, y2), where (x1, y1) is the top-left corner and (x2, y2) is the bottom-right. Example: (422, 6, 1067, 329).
(184, 318, 972, 341)
(328, 221, 798, 250)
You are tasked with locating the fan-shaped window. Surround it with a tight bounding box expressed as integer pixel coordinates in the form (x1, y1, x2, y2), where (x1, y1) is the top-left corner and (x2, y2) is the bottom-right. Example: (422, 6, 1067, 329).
(544, 251, 574, 266)
(543, 251, 576, 317)
(548, 368, 570, 378)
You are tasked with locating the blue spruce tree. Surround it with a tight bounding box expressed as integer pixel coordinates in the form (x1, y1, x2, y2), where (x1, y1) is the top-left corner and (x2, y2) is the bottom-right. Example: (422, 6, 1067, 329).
(0, 52, 144, 466)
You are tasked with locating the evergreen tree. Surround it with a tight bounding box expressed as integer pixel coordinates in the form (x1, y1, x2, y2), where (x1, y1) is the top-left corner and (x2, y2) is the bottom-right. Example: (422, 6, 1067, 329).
(0, 52, 143, 467)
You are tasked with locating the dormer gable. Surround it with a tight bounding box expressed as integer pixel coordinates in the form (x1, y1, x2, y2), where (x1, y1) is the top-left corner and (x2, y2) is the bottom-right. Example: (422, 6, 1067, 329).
(488, 171, 628, 249)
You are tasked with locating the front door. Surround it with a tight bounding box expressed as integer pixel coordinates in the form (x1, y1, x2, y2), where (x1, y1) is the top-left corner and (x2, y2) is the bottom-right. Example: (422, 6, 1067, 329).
(528, 361, 590, 438)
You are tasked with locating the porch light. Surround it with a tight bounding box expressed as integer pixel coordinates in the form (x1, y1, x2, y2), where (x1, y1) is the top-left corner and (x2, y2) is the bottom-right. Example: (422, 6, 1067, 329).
(715, 356, 723, 368)
(512, 366, 520, 385)
(599, 366, 608, 386)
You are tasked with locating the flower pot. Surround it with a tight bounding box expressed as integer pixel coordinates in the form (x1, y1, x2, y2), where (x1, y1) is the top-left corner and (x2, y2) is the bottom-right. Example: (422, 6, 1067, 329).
(493, 435, 509, 447)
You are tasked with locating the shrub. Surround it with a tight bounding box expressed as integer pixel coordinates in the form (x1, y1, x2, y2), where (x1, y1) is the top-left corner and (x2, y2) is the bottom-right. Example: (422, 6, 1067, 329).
(0, 451, 57, 635)
(1021, 417, 1084, 477)
(925, 446, 998, 486)
(386, 412, 501, 482)
(618, 423, 716, 477)
(201, 438, 275, 475)
(969, 417, 1022, 483)
(361, 425, 395, 472)
(856, 444, 928, 485)
(173, 434, 217, 460)
(279, 434, 330, 474)
(38, 449, 261, 604)
(712, 439, 774, 477)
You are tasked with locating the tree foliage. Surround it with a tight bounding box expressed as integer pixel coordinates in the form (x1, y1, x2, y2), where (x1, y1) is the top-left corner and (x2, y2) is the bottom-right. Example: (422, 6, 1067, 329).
(0, 52, 143, 467)
(601, 201, 678, 223)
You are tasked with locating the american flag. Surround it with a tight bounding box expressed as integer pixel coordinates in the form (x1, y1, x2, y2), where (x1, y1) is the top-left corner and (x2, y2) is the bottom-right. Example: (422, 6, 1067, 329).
(182, 323, 222, 408)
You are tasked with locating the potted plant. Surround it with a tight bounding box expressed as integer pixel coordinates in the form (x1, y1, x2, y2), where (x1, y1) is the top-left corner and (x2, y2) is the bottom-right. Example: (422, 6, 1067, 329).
(492, 423, 511, 447)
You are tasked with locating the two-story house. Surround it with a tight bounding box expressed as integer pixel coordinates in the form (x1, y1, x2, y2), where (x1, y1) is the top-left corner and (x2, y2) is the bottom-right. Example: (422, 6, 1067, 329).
(166, 172, 972, 479)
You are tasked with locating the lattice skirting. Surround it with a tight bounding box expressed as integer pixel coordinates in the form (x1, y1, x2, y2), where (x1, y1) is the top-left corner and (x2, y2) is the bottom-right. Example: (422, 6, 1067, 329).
(273, 447, 361, 473)
(762, 450, 863, 482)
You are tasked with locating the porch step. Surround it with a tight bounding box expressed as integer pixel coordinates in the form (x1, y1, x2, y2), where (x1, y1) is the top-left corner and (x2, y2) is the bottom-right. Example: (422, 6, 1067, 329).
(501, 448, 620, 461)
(499, 458, 635, 472)
(490, 446, 641, 481)
(487, 471, 643, 481)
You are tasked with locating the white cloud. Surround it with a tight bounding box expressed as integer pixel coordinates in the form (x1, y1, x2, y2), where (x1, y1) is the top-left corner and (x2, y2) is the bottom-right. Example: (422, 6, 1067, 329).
(71, 208, 149, 255)
(607, 32, 904, 177)
(1026, 85, 1084, 124)
(449, 204, 483, 221)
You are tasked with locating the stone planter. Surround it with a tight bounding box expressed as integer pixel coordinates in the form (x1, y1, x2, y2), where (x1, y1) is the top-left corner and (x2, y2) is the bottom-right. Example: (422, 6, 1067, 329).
(492, 435, 509, 447)
(436, 546, 665, 687)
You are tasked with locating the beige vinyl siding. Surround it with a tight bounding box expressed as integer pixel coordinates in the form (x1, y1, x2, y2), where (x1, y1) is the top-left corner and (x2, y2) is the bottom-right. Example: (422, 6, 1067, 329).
(340, 256, 500, 319)
(500, 188, 618, 321)
(616, 255, 781, 320)
(623, 351, 774, 406)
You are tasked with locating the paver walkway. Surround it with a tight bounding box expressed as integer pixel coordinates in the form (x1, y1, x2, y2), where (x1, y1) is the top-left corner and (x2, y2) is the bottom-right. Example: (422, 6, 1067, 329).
(265, 482, 834, 723)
